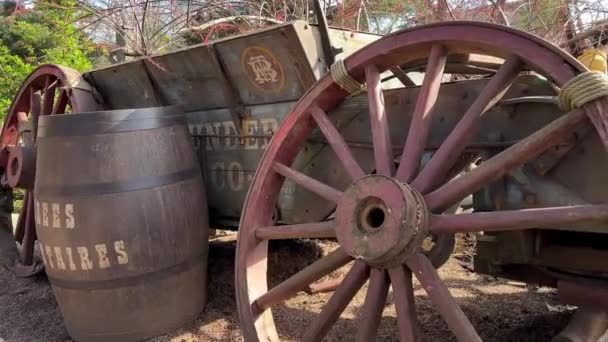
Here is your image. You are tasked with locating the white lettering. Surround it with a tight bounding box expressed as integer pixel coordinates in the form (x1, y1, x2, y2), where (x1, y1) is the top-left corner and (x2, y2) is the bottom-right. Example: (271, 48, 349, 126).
(51, 203, 60, 228)
(203, 122, 222, 151)
(77, 247, 93, 270)
(195, 118, 279, 151)
(42, 203, 49, 227)
(210, 162, 226, 190)
(194, 123, 204, 137)
(44, 245, 54, 269)
(247, 55, 278, 84)
(39, 242, 47, 265)
(35, 202, 76, 229)
(209, 161, 250, 192)
(54, 246, 66, 270)
(65, 204, 75, 229)
(65, 247, 77, 271)
(227, 162, 244, 191)
(243, 120, 258, 150)
(114, 240, 129, 265)
(39, 240, 130, 272)
(221, 121, 238, 150)
(95, 244, 111, 269)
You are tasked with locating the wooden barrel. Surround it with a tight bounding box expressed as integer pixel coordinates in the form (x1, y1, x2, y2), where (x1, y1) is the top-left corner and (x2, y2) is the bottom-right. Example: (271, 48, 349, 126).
(35, 107, 209, 341)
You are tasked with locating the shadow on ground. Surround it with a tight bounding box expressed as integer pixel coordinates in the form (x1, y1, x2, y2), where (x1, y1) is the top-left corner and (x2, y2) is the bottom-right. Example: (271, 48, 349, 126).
(0, 236, 574, 342)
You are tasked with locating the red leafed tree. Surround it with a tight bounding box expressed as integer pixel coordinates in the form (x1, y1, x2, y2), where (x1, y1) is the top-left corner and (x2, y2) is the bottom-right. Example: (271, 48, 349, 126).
(66, 0, 608, 64)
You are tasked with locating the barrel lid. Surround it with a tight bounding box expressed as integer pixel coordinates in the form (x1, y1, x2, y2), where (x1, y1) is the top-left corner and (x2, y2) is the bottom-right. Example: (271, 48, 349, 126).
(38, 106, 185, 137)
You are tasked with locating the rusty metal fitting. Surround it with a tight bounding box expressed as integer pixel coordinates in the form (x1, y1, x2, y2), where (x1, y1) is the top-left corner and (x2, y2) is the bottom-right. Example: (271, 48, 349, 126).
(335, 175, 429, 268)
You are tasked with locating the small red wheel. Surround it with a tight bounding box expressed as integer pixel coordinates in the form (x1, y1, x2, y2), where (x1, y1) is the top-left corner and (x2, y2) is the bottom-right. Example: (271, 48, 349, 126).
(0, 64, 99, 276)
(235, 22, 607, 341)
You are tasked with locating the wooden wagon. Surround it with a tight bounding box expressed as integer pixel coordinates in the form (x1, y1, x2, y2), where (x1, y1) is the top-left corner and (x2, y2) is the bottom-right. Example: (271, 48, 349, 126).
(2, 18, 608, 342)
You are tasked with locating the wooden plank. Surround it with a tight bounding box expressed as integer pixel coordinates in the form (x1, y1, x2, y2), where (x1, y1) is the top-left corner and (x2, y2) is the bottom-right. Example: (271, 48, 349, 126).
(143, 45, 230, 111)
(85, 21, 380, 110)
(185, 77, 568, 226)
(538, 246, 608, 274)
(214, 23, 317, 105)
(185, 101, 295, 220)
(451, 53, 505, 69)
(298, 23, 381, 79)
(87, 60, 160, 109)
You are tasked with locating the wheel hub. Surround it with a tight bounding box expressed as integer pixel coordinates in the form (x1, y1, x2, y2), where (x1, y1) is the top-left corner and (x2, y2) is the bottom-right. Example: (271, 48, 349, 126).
(6, 146, 36, 189)
(335, 175, 429, 267)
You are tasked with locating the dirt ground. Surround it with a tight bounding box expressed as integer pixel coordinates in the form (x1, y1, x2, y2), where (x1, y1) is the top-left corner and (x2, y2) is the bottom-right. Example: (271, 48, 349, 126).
(0, 233, 579, 342)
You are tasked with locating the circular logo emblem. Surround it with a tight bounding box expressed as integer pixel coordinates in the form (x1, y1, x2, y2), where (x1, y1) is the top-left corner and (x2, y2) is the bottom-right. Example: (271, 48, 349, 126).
(240, 46, 285, 93)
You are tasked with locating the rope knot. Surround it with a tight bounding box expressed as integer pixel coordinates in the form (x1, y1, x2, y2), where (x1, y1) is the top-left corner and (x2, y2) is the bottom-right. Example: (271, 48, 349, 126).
(558, 71, 608, 111)
(330, 59, 364, 94)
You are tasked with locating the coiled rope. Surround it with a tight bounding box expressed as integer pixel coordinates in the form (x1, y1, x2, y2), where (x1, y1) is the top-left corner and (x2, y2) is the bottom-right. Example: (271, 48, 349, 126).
(330, 59, 363, 94)
(558, 71, 608, 111)
(559, 71, 608, 149)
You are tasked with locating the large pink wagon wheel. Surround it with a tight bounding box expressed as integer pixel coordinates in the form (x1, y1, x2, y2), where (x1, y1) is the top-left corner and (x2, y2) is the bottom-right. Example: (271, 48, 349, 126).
(0, 65, 99, 273)
(235, 22, 608, 341)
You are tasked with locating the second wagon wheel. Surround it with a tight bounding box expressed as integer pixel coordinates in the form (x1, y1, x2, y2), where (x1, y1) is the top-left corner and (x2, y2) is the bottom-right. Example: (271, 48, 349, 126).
(235, 22, 608, 341)
(0, 65, 99, 276)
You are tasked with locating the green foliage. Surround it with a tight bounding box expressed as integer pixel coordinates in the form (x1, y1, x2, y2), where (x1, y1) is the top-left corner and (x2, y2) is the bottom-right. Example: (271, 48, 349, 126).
(516, 0, 563, 32)
(0, 0, 93, 118)
(0, 43, 33, 117)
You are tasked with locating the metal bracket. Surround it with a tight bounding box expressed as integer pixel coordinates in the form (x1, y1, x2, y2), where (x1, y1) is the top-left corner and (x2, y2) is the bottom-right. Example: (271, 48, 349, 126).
(208, 46, 248, 143)
(313, 0, 343, 67)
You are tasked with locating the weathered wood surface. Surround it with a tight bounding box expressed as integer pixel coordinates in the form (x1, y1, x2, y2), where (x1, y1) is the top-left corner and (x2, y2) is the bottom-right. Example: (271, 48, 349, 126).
(215, 22, 316, 105)
(144, 46, 231, 111)
(186, 102, 294, 221)
(81, 23, 606, 233)
(301, 24, 381, 79)
(85, 21, 382, 110)
(86, 60, 161, 109)
(35, 108, 208, 341)
(185, 77, 602, 227)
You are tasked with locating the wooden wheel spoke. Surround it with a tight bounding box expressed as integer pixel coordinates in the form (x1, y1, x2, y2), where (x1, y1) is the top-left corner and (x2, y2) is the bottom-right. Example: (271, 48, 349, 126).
(396, 45, 448, 182)
(253, 248, 352, 313)
(29, 90, 41, 119)
(407, 253, 481, 342)
(20, 191, 36, 265)
(366, 65, 395, 177)
(431, 204, 608, 234)
(28, 90, 42, 141)
(42, 79, 58, 116)
(302, 261, 370, 342)
(412, 56, 523, 194)
(310, 105, 365, 181)
(425, 108, 587, 211)
(388, 266, 419, 342)
(52, 88, 69, 115)
(356, 268, 390, 342)
(255, 220, 336, 240)
(307, 278, 343, 294)
(389, 66, 416, 87)
(273, 162, 343, 203)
